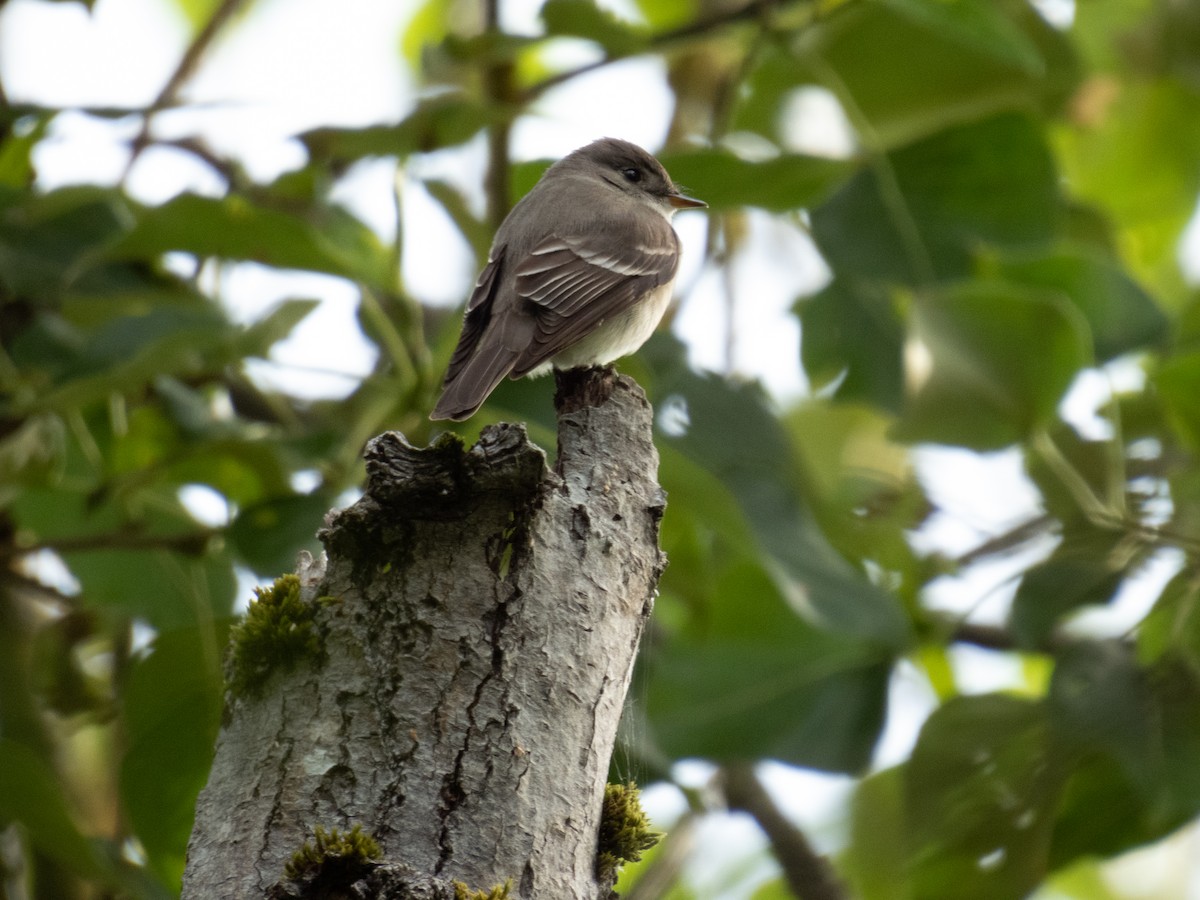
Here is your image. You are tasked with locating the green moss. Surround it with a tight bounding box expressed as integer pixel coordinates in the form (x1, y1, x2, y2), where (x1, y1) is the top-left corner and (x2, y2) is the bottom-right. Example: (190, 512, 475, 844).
(452, 879, 512, 900)
(432, 431, 466, 452)
(283, 824, 382, 885)
(596, 782, 661, 883)
(227, 574, 326, 699)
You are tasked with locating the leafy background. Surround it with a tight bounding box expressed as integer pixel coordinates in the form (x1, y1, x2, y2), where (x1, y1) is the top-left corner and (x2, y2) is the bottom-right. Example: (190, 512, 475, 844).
(2, 0, 1200, 897)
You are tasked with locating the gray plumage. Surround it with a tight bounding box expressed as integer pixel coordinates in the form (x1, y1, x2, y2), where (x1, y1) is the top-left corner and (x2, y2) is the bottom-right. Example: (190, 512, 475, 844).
(430, 138, 705, 421)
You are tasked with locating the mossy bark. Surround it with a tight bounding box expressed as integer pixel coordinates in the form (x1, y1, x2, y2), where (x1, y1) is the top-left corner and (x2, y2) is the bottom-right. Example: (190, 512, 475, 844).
(181, 371, 665, 899)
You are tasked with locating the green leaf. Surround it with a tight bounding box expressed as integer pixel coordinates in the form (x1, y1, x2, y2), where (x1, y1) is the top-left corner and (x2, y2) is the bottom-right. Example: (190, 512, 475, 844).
(646, 559, 891, 770)
(121, 625, 225, 889)
(0, 185, 132, 297)
(786, 402, 925, 578)
(0, 412, 66, 501)
(871, 0, 1046, 70)
(748, 877, 796, 900)
(541, 0, 648, 56)
(164, 433, 298, 507)
(12, 306, 210, 412)
(19, 299, 317, 414)
(656, 442, 762, 613)
(1138, 566, 1200, 664)
(1152, 659, 1200, 822)
(423, 178, 492, 263)
(794, 277, 905, 411)
(1156, 350, 1200, 452)
(896, 282, 1091, 449)
(67, 547, 238, 629)
(1048, 642, 1154, 787)
(905, 694, 1062, 900)
(1022, 420, 1119, 526)
(841, 768, 908, 900)
(108, 194, 391, 287)
(805, 0, 1071, 147)
(1046, 650, 1200, 867)
(300, 96, 499, 167)
(165, 0, 230, 33)
(12, 482, 239, 627)
(643, 336, 910, 644)
(1048, 754, 1150, 872)
(658, 149, 854, 212)
(990, 245, 1167, 361)
(1010, 531, 1134, 649)
(812, 113, 1062, 284)
(1056, 79, 1200, 277)
(1042, 857, 1129, 900)
(0, 738, 113, 880)
(0, 112, 50, 188)
(228, 492, 330, 575)
(737, 0, 1075, 148)
(401, 0, 450, 68)
(631, 0, 696, 30)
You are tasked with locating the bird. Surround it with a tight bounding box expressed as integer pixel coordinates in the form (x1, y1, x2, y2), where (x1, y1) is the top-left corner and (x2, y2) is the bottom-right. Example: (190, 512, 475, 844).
(429, 138, 706, 421)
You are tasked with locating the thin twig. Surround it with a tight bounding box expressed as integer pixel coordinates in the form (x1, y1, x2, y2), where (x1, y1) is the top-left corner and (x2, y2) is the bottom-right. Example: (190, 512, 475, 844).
(949, 622, 1022, 652)
(952, 513, 1056, 568)
(123, 0, 251, 179)
(150, 136, 243, 187)
(721, 762, 847, 900)
(4, 529, 219, 561)
(806, 52, 935, 287)
(622, 809, 698, 900)
(520, 0, 802, 103)
(667, 12, 776, 369)
(483, 0, 513, 231)
(947, 619, 1114, 655)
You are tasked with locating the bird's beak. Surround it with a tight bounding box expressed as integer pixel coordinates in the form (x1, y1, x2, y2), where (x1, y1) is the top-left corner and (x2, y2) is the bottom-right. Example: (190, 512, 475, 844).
(667, 191, 707, 209)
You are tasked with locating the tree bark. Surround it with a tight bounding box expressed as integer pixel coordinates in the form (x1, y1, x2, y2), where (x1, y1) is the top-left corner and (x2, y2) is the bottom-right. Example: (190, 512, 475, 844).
(181, 370, 665, 900)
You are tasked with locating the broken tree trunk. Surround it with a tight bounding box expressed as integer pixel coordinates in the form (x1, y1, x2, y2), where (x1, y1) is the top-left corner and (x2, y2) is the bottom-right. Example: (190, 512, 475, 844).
(181, 370, 665, 899)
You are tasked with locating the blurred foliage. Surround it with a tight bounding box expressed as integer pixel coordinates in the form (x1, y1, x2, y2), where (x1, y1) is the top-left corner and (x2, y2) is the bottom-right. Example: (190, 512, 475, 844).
(2, 0, 1200, 898)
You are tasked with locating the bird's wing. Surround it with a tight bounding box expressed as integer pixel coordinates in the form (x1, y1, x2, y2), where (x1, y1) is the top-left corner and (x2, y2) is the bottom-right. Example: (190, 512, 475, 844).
(510, 230, 679, 376)
(440, 245, 505, 386)
(429, 245, 513, 421)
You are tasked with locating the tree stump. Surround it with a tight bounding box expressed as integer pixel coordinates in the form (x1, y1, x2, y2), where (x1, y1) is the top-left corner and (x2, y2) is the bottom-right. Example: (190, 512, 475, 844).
(181, 371, 666, 899)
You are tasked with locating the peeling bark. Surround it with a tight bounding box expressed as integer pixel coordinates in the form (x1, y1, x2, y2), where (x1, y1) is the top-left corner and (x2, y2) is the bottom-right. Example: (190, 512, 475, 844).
(182, 371, 665, 900)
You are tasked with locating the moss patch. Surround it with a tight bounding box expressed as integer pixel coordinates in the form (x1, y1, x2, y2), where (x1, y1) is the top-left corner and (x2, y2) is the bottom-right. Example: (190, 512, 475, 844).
(226, 574, 328, 699)
(282, 824, 382, 888)
(452, 879, 512, 900)
(596, 782, 661, 883)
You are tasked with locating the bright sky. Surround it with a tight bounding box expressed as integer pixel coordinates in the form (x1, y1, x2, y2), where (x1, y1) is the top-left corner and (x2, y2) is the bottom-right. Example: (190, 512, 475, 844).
(3, 0, 1196, 894)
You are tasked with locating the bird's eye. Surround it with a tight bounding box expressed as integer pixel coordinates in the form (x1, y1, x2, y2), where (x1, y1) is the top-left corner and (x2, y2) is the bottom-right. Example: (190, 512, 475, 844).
(621, 167, 642, 183)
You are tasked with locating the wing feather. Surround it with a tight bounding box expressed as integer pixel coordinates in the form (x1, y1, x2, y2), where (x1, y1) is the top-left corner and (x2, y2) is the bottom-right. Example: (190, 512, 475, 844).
(510, 231, 679, 375)
(430, 245, 517, 421)
(441, 246, 504, 384)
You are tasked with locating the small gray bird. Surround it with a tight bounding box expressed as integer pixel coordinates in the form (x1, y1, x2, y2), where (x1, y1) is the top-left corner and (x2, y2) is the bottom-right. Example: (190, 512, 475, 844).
(430, 138, 706, 421)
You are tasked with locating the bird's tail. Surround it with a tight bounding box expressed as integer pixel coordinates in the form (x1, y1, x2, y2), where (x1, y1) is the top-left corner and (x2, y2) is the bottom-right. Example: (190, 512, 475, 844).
(429, 341, 519, 421)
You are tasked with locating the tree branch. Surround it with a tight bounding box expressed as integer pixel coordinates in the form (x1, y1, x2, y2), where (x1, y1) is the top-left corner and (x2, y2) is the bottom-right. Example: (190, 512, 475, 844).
(950, 514, 1056, 568)
(483, 0, 513, 232)
(721, 763, 847, 900)
(124, 0, 251, 177)
(622, 810, 698, 900)
(3, 529, 218, 562)
(519, 0, 808, 103)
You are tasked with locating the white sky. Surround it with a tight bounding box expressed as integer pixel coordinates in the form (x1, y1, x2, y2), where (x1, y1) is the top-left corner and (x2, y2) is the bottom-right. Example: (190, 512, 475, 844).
(3, 0, 1197, 894)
